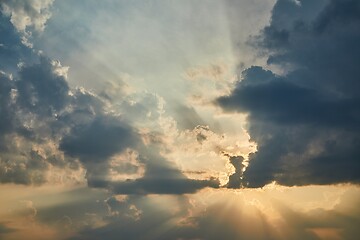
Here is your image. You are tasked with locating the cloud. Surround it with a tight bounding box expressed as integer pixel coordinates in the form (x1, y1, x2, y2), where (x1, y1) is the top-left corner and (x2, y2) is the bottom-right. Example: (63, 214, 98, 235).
(0, 0, 53, 32)
(67, 195, 190, 240)
(59, 114, 140, 189)
(225, 155, 245, 189)
(103, 142, 220, 194)
(16, 57, 70, 115)
(0, 13, 34, 72)
(171, 103, 207, 130)
(0, 57, 81, 185)
(0, 12, 219, 194)
(0, 0, 54, 47)
(0, 57, 218, 193)
(0, 222, 16, 237)
(60, 117, 137, 163)
(0, 71, 16, 136)
(111, 177, 219, 195)
(217, 0, 360, 187)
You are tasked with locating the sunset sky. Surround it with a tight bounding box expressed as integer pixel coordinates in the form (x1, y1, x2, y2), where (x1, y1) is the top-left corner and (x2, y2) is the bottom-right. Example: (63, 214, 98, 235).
(0, 0, 359, 239)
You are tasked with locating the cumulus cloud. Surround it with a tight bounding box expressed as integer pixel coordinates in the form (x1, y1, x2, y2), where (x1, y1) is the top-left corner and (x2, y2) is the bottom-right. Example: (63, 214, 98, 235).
(0, 0, 54, 47)
(0, 0, 53, 32)
(217, 0, 360, 187)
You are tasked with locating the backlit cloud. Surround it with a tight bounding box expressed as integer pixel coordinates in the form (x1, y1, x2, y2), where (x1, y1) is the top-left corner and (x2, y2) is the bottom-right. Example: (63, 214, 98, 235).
(217, 0, 360, 187)
(1, 0, 359, 239)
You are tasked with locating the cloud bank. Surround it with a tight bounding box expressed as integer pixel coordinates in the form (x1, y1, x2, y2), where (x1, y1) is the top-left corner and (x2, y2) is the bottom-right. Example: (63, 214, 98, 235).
(217, 0, 360, 187)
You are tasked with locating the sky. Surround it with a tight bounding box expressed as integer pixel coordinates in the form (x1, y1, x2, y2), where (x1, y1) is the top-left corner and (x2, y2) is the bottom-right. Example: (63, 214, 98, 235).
(0, 0, 359, 239)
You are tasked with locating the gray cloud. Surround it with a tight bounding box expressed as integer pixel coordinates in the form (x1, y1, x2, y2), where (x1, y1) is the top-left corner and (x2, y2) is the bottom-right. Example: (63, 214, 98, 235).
(84, 144, 220, 194)
(1, 0, 54, 47)
(217, 0, 360, 187)
(16, 57, 70, 115)
(225, 155, 245, 189)
(0, 222, 16, 237)
(0, 13, 34, 73)
(0, 71, 16, 137)
(60, 116, 137, 163)
(59, 113, 141, 189)
(111, 177, 219, 195)
(0, 57, 78, 185)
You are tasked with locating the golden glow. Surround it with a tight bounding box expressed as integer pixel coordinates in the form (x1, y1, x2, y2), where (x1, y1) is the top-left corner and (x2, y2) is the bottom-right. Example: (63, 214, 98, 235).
(1, 183, 359, 240)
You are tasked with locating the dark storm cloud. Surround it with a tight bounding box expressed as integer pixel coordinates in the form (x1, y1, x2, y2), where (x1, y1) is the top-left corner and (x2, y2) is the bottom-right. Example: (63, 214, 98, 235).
(217, 0, 360, 187)
(219, 67, 360, 128)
